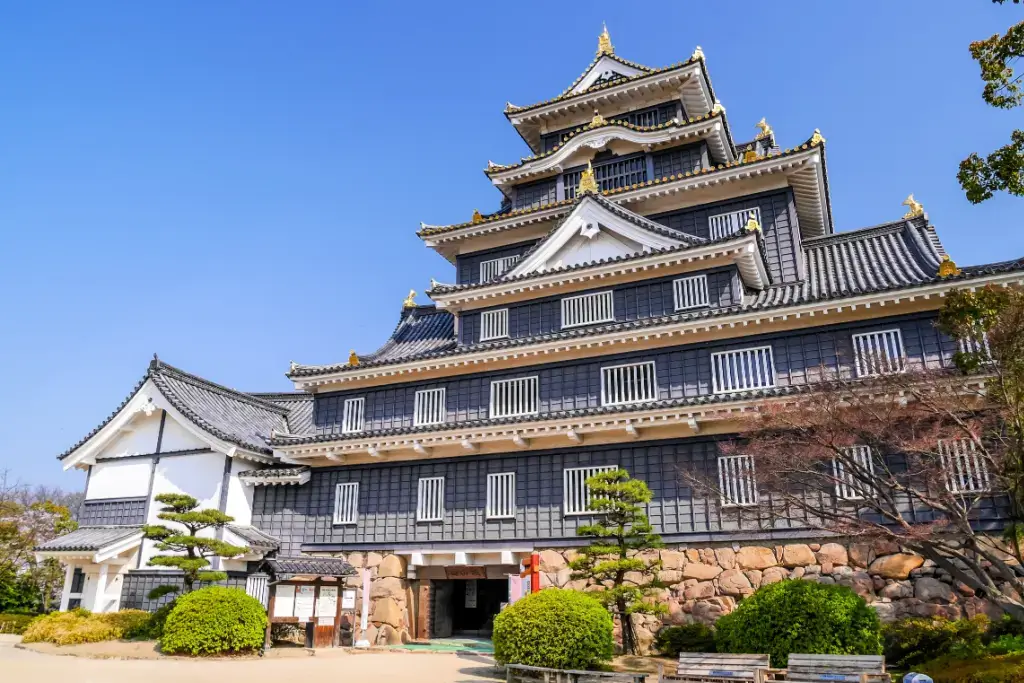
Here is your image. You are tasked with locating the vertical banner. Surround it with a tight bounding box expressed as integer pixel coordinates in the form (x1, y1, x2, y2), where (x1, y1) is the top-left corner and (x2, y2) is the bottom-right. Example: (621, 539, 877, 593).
(508, 574, 523, 605)
(355, 568, 371, 647)
(464, 579, 478, 608)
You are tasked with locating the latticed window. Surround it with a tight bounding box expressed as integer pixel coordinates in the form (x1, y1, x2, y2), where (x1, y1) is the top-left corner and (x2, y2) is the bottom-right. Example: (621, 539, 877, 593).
(486, 472, 516, 519)
(480, 309, 509, 341)
(601, 361, 658, 406)
(562, 290, 614, 328)
(939, 439, 991, 494)
(652, 146, 703, 178)
(833, 446, 874, 501)
(413, 388, 446, 427)
(852, 329, 906, 377)
(513, 179, 557, 210)
(718, 455, 757, 507)
(708, 207, 761, 239)
(416, 477, 445, 522)
(480, 255, 521, 282)
(333, 482, 359, 525)
(563, 156, 648, 199)
(711, 346, 776, 394)
(611, 102, 677, 128)
(563, 465, 617, 515)
(673, 274, 710, 311)
(958, 333, 993, 362)
(489, 376, 539, 418)
(341, 398, 365, 434)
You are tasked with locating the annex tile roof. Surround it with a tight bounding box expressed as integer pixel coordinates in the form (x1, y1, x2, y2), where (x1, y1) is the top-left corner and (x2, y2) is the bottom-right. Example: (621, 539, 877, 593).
(226, 525, 280, 551)
(263, 556, 356, 578)
(358, 305, 457, 364)
(35, 526, 142, 553)
(251, 392, 315, 434)
(238, 466, 311, 485)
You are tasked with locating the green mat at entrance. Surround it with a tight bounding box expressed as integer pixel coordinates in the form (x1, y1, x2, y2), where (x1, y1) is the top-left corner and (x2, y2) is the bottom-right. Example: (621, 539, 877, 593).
(391, 637, 494, 653)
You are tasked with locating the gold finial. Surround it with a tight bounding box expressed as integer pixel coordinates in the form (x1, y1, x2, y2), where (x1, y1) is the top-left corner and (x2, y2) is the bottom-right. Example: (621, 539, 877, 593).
(597, 23, 614, 56)
(755, 118, 773, 140)
(402, 289, 417, 308)
(578, 161, 599, 195)
(590, 109, 606, 127)
(902, 194, 924, 219)
(691, 45, 705, 61)
(937, 254, 961, 278)
(743, 145, 758, 163)
(712, 101, 725, 115)
(810, 129, 825, 146)
(347, 350, 359, 367)
(744, 211, 761, 233)
(471, 209, 484, 223)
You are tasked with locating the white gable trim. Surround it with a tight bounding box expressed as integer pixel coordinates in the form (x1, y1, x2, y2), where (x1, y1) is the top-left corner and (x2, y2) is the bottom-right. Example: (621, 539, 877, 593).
(570, 56, 645, 94)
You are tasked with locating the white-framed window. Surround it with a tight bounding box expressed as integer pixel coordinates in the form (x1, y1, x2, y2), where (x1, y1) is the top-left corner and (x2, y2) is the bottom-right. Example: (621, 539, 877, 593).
(480, 255, 521, 281)
(563, 465, 617, 516)
(852, 329, 906, 377)
(711, 346, 776, 394)
(673, 274, 710, 311)
(939, 439, 991, 494)
(416, 477, 445, 522)
(486, 472, 516, 519)
(413, 388, 446, 427)
(332, 482, 359, 525)
(709, 207, 761, 240)
(833, 446, 874, 501)
(480, 309, 510, 341)
(958, 333, 993, 361)
(718, 454, 758, 507)
(561, 290, 615, 329)
(341, 397, 365, 434)
(601, 361, 658, 406)
(489, 376, 539, 418)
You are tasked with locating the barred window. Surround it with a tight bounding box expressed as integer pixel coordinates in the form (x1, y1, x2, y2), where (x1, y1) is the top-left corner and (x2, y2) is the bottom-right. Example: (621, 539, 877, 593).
(711, 346, 776, 394)
(489, 376, 539, 418)
(413, 388, 446, 427)
(833, 446, 874, 501)
(416, 477, 445, 522)
(480, 255, 521, 282)
(564, 465, 617, 515)
(562, 290, 614, 328)
(480, 309, 509, 341)
(341, 398, 365, 434)
(708, 207, 761, 240)
(652, 145, 703, 178)
(939, 439, 991, 494)
(601, 361, 658, 406)
(673, 274, 710, 311)
(513, 179, 557, 210)
(486, 472, 516, 519)
(563, 156, 647, 199)
(718, 455, 758, 507)
(958, 333, 993, 361)
(333, 482, 359, 525)
(852, 329, 906, 377)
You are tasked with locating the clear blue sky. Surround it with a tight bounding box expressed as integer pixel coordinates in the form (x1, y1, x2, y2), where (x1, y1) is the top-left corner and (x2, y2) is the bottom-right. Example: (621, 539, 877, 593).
(0, 1, 1020, 489)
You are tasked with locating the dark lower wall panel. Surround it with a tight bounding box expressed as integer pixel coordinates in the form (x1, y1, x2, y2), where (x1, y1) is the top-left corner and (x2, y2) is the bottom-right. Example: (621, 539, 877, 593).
(120, 571, 248, 612)
(78, 498, 147, 526)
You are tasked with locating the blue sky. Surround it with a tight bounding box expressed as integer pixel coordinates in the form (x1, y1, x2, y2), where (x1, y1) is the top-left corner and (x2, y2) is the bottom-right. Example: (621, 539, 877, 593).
(0, 1, 1020, 489)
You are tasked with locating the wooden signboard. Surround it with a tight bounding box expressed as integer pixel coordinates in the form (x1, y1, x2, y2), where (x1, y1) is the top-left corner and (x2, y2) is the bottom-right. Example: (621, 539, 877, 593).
(445, 565, 487, 579)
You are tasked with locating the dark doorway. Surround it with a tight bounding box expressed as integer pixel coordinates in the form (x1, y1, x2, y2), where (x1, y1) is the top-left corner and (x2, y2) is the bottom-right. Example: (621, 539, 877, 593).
(432, 579, 507, 638)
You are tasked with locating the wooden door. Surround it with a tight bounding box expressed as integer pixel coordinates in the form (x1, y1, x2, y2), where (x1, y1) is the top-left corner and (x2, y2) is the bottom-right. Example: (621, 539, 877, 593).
(432, 581, 454, 638)
(313, 622, 335, 648)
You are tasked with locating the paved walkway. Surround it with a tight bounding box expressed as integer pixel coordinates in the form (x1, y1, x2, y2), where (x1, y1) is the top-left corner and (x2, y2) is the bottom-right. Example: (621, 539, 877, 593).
(0, 635, 501, 682)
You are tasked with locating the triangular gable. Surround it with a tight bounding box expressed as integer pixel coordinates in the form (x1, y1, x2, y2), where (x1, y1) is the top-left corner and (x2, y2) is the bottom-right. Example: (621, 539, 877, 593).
(507, 195, 697, 277)
(568, 55, 647, 95)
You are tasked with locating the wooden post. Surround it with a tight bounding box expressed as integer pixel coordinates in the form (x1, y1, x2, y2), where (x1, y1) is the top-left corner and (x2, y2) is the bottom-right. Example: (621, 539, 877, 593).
(416, 580, 431, 640)
(265, 586, 276, 649)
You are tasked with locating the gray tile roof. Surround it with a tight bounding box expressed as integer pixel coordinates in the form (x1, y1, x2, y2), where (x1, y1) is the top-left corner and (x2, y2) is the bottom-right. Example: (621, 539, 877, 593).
(226, 525, 280, 551)
(263, 556, 356, 578)
(251, 392, 314, 434)
(237, 466, 310, 479)
(358, 305, 457, 365)
(35, 526, 142, 552)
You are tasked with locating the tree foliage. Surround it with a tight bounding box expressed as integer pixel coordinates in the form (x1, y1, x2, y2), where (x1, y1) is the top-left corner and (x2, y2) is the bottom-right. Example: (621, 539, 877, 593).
(568, 469, 665, 655)
(143, 493, 247, 595)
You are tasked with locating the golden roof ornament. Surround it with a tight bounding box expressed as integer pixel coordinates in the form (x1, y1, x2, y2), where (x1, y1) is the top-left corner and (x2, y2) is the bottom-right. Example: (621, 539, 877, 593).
(712, 101, 726, 115)
(691, 45, 705, 61)
(937, 254, 961, 278)
(755, 118, 773, 140)
(471, 209, 484, 223)
(347, 350, 359, 367)
(590, 109, 606, 127)
(578, 161, 599, 195)
(810, 129, 825, 146)
(402, 289, 417, 308)
(597, 23, 614, 56)
(744, 211, 762, 233)
(902, 194, 924, 219)
(743, 145, 758, 163)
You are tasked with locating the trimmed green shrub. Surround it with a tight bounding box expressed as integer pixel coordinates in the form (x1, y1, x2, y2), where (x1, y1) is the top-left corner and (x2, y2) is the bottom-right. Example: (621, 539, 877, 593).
(136, 600, 175, 640)
(883, 616, 988, 669)
(920, 654, 1024, 683)
(0, 613, 36, 634)
(715, 580, 882, 667)
(655, 623, 716, 657)
(989, 635, 1024, 656)
(21, 609, 152, 645)
(159, 587, 267, 655)
(493, 589, 613, 670)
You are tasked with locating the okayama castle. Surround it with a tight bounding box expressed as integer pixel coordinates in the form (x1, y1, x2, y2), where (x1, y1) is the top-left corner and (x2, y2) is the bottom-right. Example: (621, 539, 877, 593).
(37, 28, 1024, 645)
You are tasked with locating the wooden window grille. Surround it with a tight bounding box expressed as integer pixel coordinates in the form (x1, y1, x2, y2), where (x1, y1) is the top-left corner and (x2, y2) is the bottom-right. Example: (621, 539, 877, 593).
(673, 274, 710, 311)
(852, 329, 906, 377)
(244, 574, 269, 608)
(958, 333, 993, 362)
(561, 290, 614, 328)
(652, 146, 703, 178)
(939, 439, 991, 494)
(489, 376, 539, 418)
(610, 102, 677, 128)
(332, 482, 359, 525)
(480, 255, 521, 282)
(413, 388, 446, 427)
(341, 398, 365, 434)
(718, 455, 758, 507)
(711, 346, 776, 394)
(833, 446, 874, 501)
(486, 472, 516, 519)
(563, 465, 617, 516)
(513, 179, 558, 210)
(601, 361, 658, 406)
(416, 477, 445, 522)
(708, 207, 761, 240)
(480, 309, 509, 341)
(562, 156, 648, 199)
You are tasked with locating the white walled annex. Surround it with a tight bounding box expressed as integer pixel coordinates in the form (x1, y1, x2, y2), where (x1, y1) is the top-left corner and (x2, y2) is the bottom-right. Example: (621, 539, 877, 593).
(226, 457, 256, 526)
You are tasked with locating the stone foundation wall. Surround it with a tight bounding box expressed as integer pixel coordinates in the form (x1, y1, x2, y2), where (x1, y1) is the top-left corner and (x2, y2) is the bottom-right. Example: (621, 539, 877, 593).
(327, 552, 416, 647)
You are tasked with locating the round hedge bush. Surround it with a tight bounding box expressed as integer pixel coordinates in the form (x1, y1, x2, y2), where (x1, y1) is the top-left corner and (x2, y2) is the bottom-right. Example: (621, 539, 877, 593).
(159, 587, 267, 655)
(715, 580, 882, 667)
(493, 589, 613, 669)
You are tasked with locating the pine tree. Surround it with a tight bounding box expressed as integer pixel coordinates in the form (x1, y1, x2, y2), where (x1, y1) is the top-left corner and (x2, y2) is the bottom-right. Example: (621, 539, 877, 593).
(143, 493, 248, 595)
(568, 469, 666, 655)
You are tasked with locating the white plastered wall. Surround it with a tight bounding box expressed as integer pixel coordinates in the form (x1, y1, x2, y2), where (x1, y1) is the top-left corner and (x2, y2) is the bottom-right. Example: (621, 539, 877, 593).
(86, 459, 153, 500)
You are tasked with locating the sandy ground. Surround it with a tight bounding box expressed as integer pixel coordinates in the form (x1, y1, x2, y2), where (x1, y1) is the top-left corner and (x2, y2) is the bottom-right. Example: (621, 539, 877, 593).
(0, 635, 502, 682)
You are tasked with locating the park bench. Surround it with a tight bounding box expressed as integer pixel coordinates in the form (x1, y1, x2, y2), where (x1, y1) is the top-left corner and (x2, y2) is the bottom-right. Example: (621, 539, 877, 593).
(657, 653, 771, 683)
(506, 663, 648, 683)
(780, 654, 887, 683)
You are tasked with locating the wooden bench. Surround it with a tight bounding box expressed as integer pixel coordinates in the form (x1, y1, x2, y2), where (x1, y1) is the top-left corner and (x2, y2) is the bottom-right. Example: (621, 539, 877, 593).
(782, 654, 887, 683)
(658, 653, 771, 683)
(506, 663, 648, 683)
